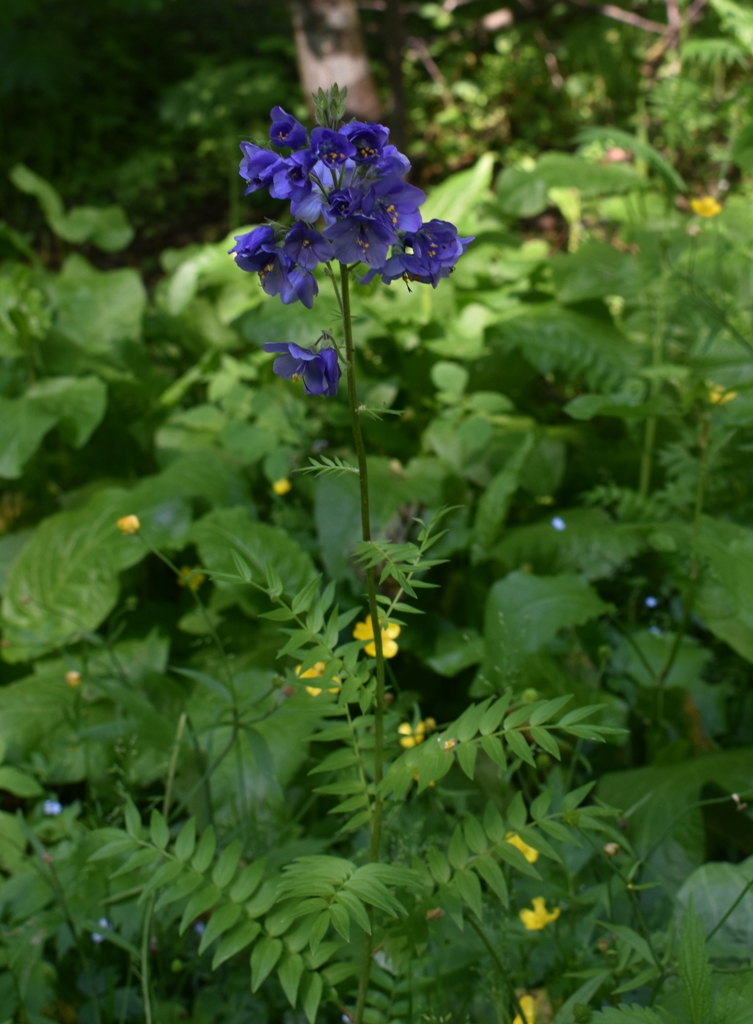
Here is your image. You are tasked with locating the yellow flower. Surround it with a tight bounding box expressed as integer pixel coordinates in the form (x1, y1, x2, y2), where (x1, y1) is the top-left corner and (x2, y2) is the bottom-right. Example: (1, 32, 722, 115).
(398, 718, 436, 749)
(295, 662, 340, 697)
(116, 514, 140, 535)
(519, 897, 560, 931)
(272, 478, 292, 496)
(353, 615, 400, 658)
(178, 566, 205, 592)
(708, 382, 737, 405)
(513, 994, 537, 1024)
(506, 832, 540, 864)
(65, 670, 81, 688)
(691, 196, 722, 218)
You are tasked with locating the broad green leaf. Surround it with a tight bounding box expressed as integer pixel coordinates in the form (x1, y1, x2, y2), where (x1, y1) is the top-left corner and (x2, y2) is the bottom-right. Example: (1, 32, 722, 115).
(251, 936, 283, 992)
(677, 859, 753, 955)
(191, 507, 315, 599)
(0, 765, 43, 797)
(52, 255, 145, 353)
(199, 902, 242, 954)
(0, 397, 57, 480)
(421, 153, 494, 235)
(551, 242, 644, 304)
(211, 919, 261, 970)
(299, 970, 323, 1024)
(25, 375, 107, 449)
(678, 907, 712, 1024)
(472, 433, 535, 559)
(278, 952, 304, 1006)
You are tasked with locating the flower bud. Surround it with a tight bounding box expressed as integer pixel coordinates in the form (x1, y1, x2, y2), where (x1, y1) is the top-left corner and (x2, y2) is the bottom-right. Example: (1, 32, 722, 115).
(116, 515, 141, 535)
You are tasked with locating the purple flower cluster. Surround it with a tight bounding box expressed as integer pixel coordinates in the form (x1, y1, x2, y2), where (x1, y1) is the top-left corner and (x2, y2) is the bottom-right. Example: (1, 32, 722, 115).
(230, 105, 473, 310)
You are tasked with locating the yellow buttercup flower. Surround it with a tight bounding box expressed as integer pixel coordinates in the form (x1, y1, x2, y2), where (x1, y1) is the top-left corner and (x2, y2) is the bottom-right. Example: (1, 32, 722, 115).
(272, 478, 292, 496)
(65, 670, 81, 688)
(295, 662, 340, 696)
(353, 615, 400, 658)
(398, 718, 436, 749)
(691, 196, 722, 218)
(506, 832, 540, 864)
(178, 566, 205, 592)
(519, 897, 560, 931)
(116, 514, 140, 535)
(708, 382, 737, 405)
(513, 994, 537, 1024)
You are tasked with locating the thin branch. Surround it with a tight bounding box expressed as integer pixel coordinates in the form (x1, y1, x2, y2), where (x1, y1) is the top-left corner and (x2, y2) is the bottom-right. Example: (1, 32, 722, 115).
(568, 0, 666, 34)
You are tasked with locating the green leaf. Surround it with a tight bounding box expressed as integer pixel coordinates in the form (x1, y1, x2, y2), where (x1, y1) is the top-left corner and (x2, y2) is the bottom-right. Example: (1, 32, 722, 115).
(124, 800, 142, 840)
(507, 792, 528, 830)
(180, 883, 221, 934)
(25, 376, 107, 449)
(472, 433, 535, 559)
(677, 859, 753, 954)
(191, 507, 316, 600)
(474, 856, 509, 906)
(174, 819, 196, 862)
(551, 242, 645, 304)
(420, 153, 494, 235)
(590, 1008, 666, 1024)
(457, 741, 478, 779)
(505, 728, 536, 767)
(599, 923, 654, 966)
(199, 902, 242, 955)
(299, 970, 323, 1024)
(192, 826, 217, 874)
(212, 839, 241, 889)
(211, 919, 261, 970)
(278, 952, 305, 1006)
(251, 936, 283, 992)
(0, 766, 43, 797)
(427, 848, 451, 885)
(483, 571, 612, 684)
(1, 484, 189, 661)
(448, 825, 469, 870)
(0, 397, 57, 480)
(678, 906, 712, 1024)
(155, 871, 203, 911)
(464, 816, 488, 854)
(10, 164, 134, 251)
(149, 809, 169, 850)
(51, 254, 145, 353)
(230, 859, 267, 903)
(454, 866, 483, 918)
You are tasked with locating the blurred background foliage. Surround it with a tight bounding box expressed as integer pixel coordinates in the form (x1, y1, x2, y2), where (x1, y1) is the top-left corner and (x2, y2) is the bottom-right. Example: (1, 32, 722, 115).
(2, 0, 753, 1021)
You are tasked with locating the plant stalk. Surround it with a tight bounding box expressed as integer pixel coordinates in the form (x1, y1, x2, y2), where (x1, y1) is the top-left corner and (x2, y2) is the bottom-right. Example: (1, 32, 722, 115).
(339, 262, 387, 1024)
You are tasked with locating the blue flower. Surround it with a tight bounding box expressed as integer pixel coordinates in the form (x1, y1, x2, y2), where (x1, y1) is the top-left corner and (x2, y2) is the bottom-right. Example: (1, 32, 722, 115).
(229, 225, 279, 272)
(264, 342, 341, 396)
(269, 106, 308, 150)
(645, 596, 658, 609)
(376, 144, 411, 177)
(324, 187, 364, 224)
(551, 516, 566, 531)
(44, 800, 63, 816)
(361, 175, 426, 239)
(342, 121, 390, 163)
(283, 223, 331, 272)
(323, 215, 393, 267)
(310, 127, 356, 168)
(239, 144, 282, 194)
(378, 219, 474, 286)
(280, 266, 319, 309)
(270, 150, 316, 204)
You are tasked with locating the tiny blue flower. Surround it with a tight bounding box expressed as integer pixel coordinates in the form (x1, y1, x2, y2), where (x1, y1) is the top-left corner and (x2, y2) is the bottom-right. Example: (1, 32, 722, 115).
(91, 933, 104, 944)
(551, 517, 567, 531)
(98, 918, 112, 930)
(264, 342, 341, 397)
(310, 126, 356, 168)
(44, 800, 63, 816)
(238, 143, 281, 195)
(644, 596, 659, 609)
(341, 121, 390, 164)
(649, 625, 663, 636)
(269, 106, 308, 150)
(193, 921, 206, 936)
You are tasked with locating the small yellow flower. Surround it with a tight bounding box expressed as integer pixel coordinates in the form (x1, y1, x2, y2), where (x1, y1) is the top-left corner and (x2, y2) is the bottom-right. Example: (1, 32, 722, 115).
(116, 515, 140, 535)
(65, 670, 81, 687)
(708, 382, 737, 405)
(513, 994, 537, 1024)
(442, 737, 459, 751)
(691, 196, 722, 218)
(272, 478, 292, 496)
(353, 615, 400, 658)
(398, 718, 436, 749)
(178, 566, 205, 592)
(519, 897, 561, 931)
(295, 662, 340, 696)
(506, 832, 540, 864)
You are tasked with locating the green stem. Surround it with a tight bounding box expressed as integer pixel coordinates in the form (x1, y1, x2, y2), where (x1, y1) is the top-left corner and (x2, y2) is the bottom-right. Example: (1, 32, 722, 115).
(141, 895, 155, 1024)
(339, 263, 387, 1024)
(706, 878, 753, 941)
(465, 912, 526, 1024)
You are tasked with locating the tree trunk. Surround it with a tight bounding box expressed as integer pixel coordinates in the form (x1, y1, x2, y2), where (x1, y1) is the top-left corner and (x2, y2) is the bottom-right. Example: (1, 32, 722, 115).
(289, 0, 383, 122)
(383, 0, 407, 152)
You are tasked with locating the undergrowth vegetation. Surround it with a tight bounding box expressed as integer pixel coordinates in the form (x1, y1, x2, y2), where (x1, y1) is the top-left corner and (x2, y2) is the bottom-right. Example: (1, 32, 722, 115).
(1, 6, 753, 1024)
